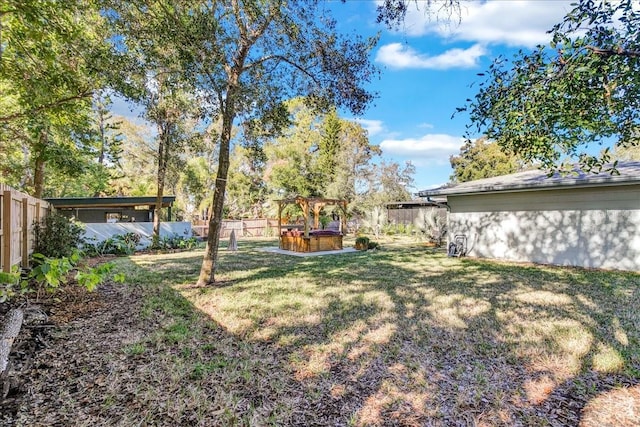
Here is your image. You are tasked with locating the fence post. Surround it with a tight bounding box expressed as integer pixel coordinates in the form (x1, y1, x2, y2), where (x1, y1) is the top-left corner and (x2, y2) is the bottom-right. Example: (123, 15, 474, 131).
(2, 191, 12, 273)
(21, 198, 29, 268)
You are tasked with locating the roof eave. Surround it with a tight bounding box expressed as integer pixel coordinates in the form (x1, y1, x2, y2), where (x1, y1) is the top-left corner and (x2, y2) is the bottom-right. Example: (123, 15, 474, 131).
(420, 179, 640, 198)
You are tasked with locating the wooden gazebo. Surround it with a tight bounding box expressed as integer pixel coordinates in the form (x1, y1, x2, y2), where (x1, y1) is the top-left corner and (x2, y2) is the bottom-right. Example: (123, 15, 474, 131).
(277, 197, 347, 253)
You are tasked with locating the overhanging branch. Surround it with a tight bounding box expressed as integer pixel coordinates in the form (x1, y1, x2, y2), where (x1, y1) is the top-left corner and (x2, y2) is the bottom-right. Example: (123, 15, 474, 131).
(0, 90, 93, 123)
(587, 45, 640, 58)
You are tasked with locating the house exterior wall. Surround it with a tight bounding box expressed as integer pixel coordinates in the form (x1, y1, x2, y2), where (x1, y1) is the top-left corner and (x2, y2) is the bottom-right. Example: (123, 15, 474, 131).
(447, 185, 640, 271)
(83, 222, 193, 249)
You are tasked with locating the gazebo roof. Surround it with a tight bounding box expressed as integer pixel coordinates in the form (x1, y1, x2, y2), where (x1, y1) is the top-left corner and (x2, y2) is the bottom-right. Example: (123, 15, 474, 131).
(277, 196, 347, 206)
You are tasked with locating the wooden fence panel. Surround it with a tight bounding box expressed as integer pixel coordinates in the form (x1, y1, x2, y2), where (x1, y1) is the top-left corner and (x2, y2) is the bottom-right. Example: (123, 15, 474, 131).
(192, 218, 279, 238)
(0, 185, 49, 272)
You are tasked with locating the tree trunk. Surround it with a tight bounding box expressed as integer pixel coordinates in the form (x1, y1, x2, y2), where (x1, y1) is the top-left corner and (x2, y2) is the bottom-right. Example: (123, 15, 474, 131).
(198, 87, 236, 285)
(1, 309, 23, 399)
(32, 129, 48, 199)
(153, 122, 169, 247)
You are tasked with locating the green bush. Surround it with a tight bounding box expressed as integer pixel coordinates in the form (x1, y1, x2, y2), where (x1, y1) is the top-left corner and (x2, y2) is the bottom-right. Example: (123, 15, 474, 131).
(33, 212, 84, 258)
(355, 236, 370, 250)
(0, 268, 28, 303)
(83, 232, 141, 256)
(1, 250, 125, 302)
(156, 233, 199, 250)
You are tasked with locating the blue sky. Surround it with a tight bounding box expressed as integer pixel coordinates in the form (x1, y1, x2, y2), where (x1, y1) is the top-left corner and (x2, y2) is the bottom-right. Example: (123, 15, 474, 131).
(112, 1, 577, 194)
(328, 0, 577, 193)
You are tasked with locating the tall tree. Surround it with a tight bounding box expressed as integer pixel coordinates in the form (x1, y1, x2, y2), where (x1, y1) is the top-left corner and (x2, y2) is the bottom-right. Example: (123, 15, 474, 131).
(264, 98, 381, 205)
(226, 139, 268, 219)
(91, 94, 123, 168)
(374, 0, 461, 28)
(462, 0, 640, 173)
(110, 117, 158, 196)
(450, 137, 526, 183)
(0, 1, 107, 197)
(265, 98, 324, 199)
(365, 160, 415, 208)
(146, 82, 197, 245)
(106, 1, 378, 285)
(323, 119, 380, 203)
(317, 109, 341, 186)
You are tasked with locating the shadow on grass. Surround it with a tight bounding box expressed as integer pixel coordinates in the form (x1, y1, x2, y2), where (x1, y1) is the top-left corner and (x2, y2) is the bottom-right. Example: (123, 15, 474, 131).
(118, 239, 640, 425)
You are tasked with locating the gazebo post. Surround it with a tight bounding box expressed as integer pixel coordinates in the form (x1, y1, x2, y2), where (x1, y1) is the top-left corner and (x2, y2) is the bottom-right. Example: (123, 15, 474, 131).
(277, 201, 283, 248)
(341, 201, 347, 234)
(313, 203, 321, 230)
(302, 198, 310, 238)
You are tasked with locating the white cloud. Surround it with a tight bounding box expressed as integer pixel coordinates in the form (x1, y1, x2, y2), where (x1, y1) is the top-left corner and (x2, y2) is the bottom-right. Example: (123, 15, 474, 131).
(352, 118, 385, 136)
(380, 134, 463, 162)
(400, 0, 574, 48)
(376, 43, 485, 69)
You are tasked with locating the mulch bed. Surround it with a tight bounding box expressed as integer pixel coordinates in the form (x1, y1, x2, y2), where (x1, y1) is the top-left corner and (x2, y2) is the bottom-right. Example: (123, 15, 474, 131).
(0, 279, 146, 426)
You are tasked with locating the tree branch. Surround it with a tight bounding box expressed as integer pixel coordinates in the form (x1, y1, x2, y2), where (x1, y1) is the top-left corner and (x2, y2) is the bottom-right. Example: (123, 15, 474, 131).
(0, 90, 93, 123)
(243, 54, 319, 85)
(587, 45, 640, 58)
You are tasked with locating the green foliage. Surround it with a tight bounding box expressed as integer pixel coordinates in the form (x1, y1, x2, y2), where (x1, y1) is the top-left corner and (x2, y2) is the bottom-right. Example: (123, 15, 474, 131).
(354, 236, 370, 250)
(382, 223, 416, 236)
(0, 267, 29, 303)
(33, 212, 84, 259)
(76, 262, 118, 292)
(319, 215, 331, 229)
(367, 241, 380, 250)
(84, 233, 141, 256)
(264, 99, 403, 211)
(463, 0, 640, 173)
(0, 1, 109, 197)
(155, 234, 199, 251)
(450, 137, 525, 182)
(106, 0, 378, 283)
(0, 250, 123, 302)
(30, 253, 76, 289)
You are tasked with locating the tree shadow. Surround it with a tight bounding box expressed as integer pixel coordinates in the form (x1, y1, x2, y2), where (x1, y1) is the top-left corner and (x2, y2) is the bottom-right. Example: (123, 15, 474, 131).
(126, 243, 640, 425)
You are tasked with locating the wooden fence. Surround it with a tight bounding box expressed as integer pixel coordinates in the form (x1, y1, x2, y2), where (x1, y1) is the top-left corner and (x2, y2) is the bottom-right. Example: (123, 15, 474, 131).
(193, 218, 280, 238)
(0, 184, 50, 273)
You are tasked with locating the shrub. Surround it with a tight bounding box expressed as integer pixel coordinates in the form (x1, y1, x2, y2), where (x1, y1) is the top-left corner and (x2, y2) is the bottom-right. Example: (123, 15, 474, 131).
(367, 241, 380, 250)
(0, 268, 28, 303)
(1, 250, 125, 302)
(33, 212, 84, 258)
(156, 234, 199, 250)
(83, 232, 141, 256)
(355, 236, 370, 250)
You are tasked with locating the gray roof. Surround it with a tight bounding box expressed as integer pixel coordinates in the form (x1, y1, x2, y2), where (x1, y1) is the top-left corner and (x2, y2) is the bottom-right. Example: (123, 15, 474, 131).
(418, 161, 640, 197)
(45, 196, 176, 208)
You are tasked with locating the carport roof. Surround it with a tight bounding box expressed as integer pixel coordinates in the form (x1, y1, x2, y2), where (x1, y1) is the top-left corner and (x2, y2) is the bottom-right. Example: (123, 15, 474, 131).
(45, 196, 176, 209)
(418, 161, 640, 197)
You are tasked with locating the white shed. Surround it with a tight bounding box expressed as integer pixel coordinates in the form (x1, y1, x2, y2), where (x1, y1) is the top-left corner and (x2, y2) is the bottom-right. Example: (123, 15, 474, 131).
(418, 161, 640, 272)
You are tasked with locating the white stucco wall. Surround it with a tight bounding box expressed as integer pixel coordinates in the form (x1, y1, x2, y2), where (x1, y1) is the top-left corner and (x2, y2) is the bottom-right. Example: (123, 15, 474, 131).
(447, 185, 640, 271)
(82, 222, 193, 249)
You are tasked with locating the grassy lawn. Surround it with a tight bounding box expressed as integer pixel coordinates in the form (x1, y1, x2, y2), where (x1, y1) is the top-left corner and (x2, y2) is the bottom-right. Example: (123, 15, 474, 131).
(109, 237, 639, 426)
